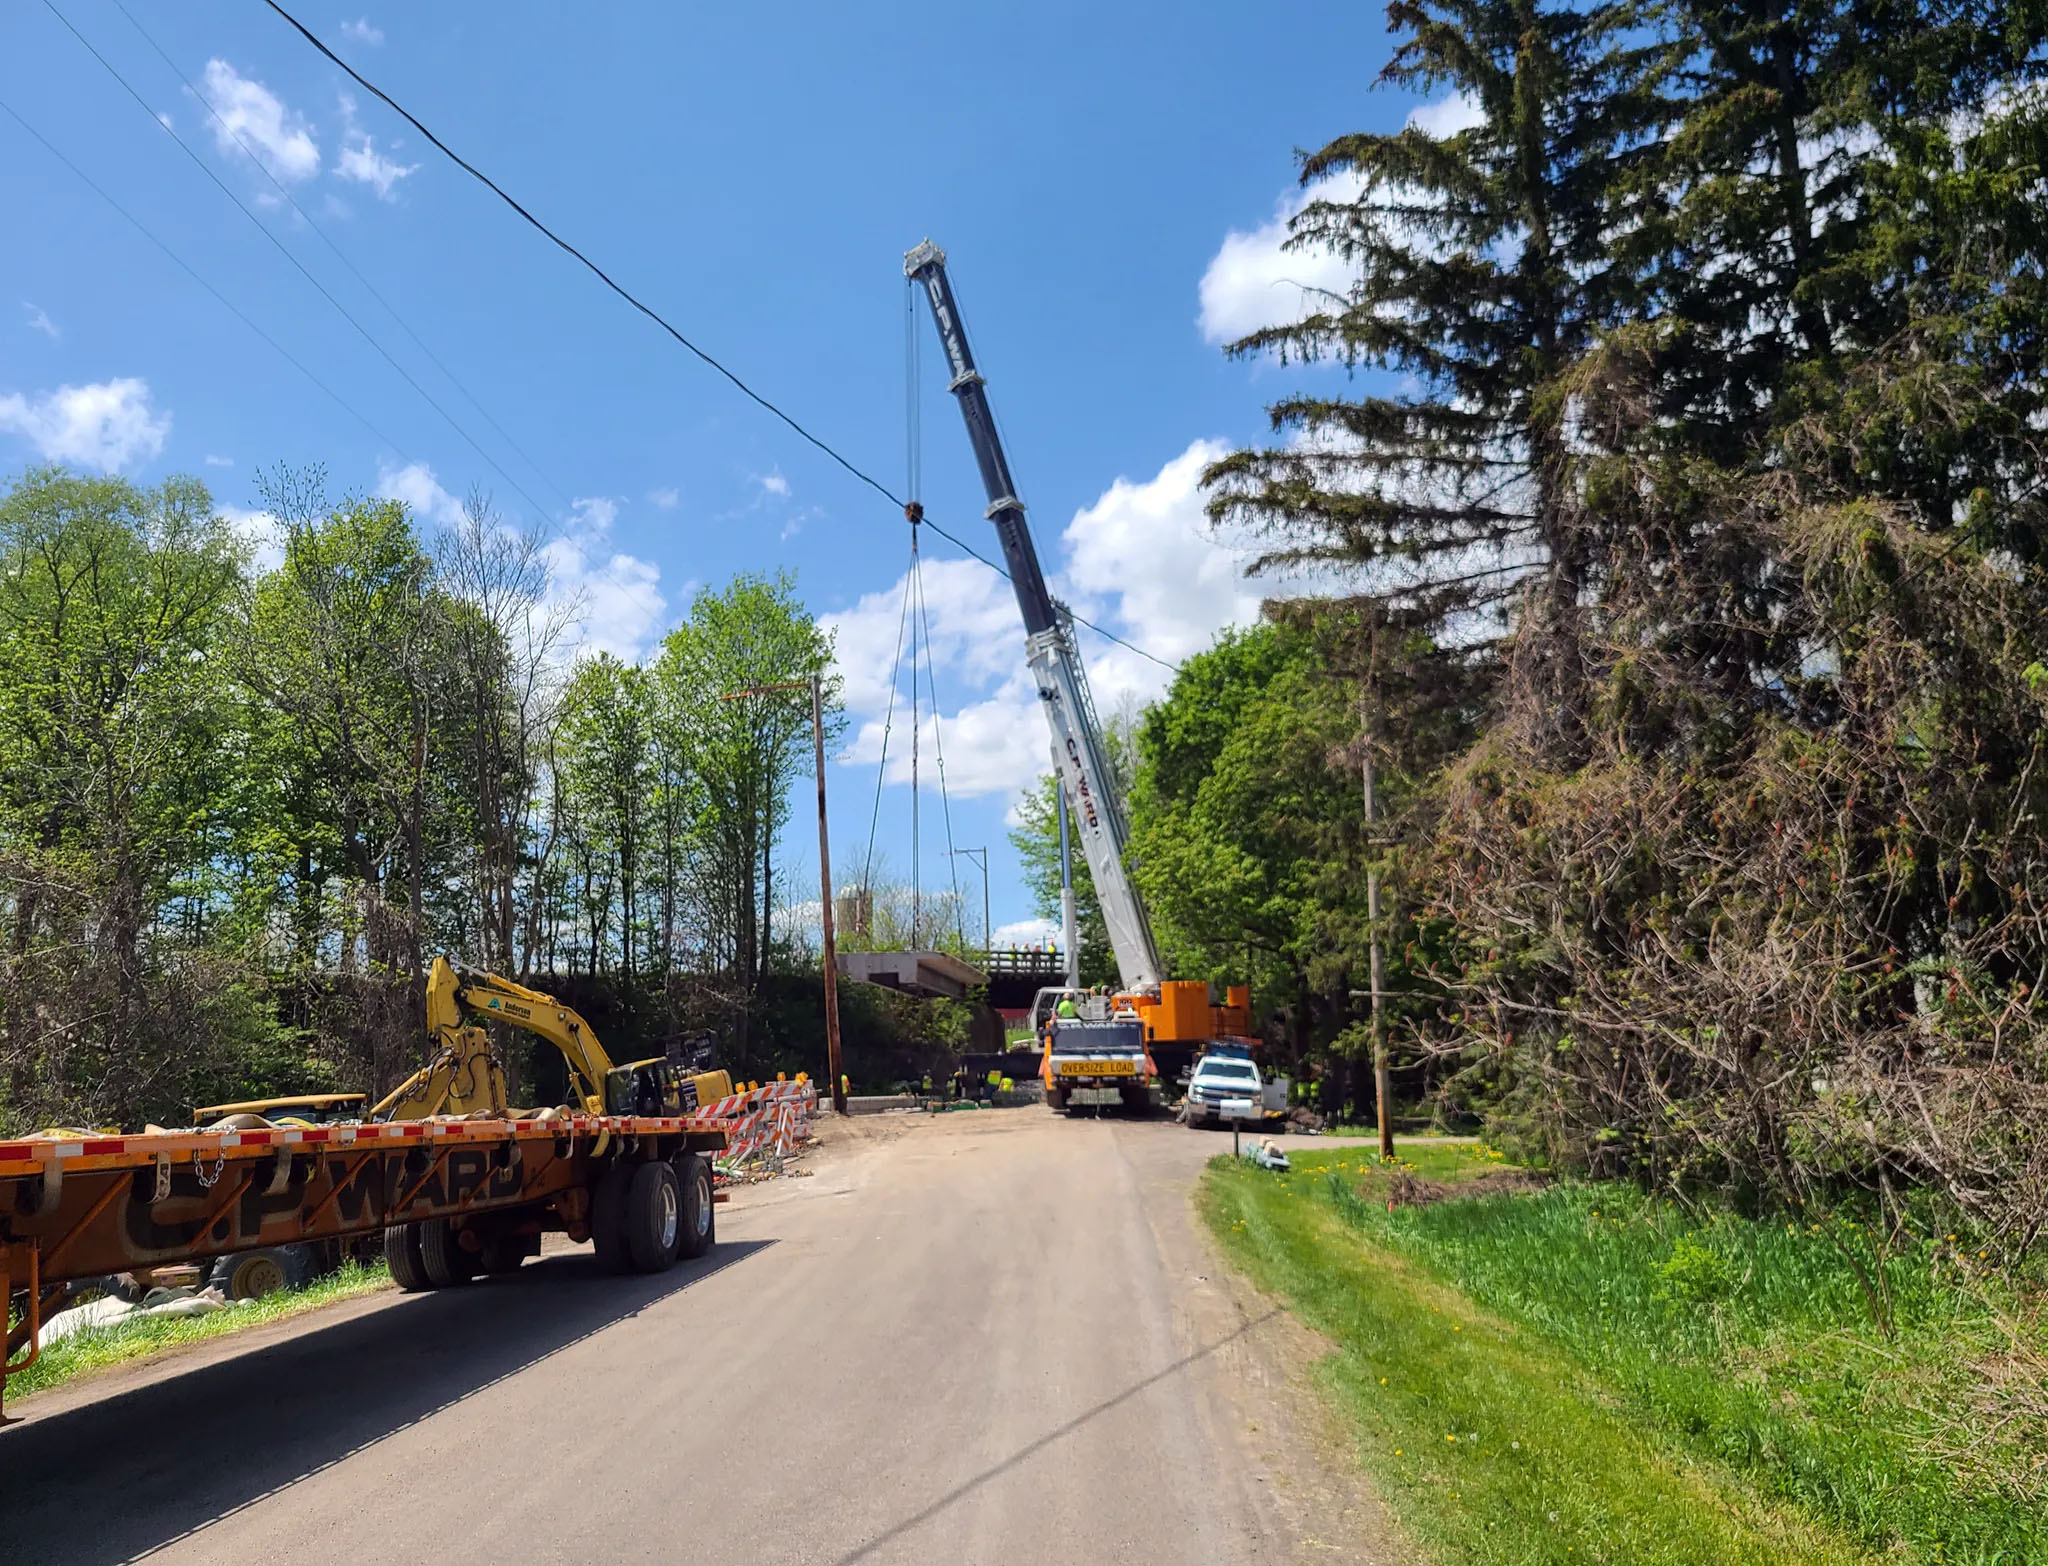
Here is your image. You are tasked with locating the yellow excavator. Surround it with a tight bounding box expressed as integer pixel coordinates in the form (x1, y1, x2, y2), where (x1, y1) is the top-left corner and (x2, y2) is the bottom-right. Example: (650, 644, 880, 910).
(372, 958, 732, 1122)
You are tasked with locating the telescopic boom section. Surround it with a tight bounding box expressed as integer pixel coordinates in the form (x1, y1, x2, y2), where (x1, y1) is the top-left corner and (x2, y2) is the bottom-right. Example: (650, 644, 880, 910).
(904, 240, 1164, 990)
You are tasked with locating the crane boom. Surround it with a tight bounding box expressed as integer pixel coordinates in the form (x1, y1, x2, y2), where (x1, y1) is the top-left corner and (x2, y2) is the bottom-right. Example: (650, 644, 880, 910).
(904, 240, 1164, 990)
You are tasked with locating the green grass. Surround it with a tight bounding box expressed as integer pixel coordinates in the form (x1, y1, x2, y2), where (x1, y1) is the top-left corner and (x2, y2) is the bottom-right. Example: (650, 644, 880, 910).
(1203, 1142, 2047, 1565)
(9, 1260, 391, 1402)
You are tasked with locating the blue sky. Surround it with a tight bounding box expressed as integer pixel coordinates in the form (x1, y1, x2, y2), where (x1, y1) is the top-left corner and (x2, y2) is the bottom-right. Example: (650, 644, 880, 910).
(0, 1, 1460, 951)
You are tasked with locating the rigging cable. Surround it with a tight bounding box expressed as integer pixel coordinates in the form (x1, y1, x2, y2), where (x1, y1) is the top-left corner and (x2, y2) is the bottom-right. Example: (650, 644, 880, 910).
(859, 558, 916, 911)
(257, 0, 1181, 675)
(913, 535, 968, 951)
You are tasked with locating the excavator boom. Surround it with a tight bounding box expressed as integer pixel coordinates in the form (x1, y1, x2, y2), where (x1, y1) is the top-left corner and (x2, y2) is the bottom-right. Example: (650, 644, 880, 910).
(374, 958, 722, 1122)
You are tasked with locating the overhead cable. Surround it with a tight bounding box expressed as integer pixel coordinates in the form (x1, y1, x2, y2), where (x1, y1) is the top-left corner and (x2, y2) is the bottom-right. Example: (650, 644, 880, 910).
(45, 0, 558, 525)
(110, 0, 575, 515)
(0, 95, 410, 458)
(258, 0, 1182, 676)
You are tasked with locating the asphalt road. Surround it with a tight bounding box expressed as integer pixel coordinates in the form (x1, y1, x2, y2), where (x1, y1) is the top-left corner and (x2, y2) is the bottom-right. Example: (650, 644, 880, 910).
(2, 1110, 1397, 1564)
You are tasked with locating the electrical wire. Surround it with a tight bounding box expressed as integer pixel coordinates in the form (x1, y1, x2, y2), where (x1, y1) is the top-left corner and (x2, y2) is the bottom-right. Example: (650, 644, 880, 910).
(259, 0, 900, 509)
(45, 0, 558, 526)
(110, 0, 576, 515)
(0, 94, 411, 458)
(257, 0, 1182, 676)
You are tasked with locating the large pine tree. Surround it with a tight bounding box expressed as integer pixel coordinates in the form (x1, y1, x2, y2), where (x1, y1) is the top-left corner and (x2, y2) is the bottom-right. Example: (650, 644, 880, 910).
(1204, 0, 1677, 655)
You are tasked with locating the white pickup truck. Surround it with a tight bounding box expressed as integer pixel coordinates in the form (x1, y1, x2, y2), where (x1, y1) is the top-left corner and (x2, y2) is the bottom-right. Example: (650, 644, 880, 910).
(1184, 1053, 1285, 1127)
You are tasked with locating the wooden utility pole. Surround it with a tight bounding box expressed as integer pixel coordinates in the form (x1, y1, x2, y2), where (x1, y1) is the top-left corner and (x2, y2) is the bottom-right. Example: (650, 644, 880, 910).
(812, 674, 846, 1114)
(721, 676, 846, 1115)
(1362, 698, 1393, 1159)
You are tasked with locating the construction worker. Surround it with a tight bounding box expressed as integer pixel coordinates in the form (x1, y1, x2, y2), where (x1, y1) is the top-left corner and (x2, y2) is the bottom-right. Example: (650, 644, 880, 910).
(1055, 993, 1078, 1019)
(921, 1072, 933, 1099)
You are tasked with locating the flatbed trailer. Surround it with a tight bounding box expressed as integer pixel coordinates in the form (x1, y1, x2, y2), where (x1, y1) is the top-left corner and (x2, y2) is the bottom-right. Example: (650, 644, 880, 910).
(1, 1109, 727, 1425)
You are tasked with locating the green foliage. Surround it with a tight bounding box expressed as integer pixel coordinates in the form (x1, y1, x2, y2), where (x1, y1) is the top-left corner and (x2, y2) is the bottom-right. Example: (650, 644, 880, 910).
(1214, 1147, 2047, 1560)
(1204, 1148, 1865, 1565)
(0, 461, 848, 1128)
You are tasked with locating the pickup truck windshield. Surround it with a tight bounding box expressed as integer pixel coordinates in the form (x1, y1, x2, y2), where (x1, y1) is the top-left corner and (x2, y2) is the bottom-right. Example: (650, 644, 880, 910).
(1197, 1062, 1256, 1080)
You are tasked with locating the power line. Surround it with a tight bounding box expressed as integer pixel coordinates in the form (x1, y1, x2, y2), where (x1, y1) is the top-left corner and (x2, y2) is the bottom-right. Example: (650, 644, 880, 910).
(109, 0, 576, 515)
(257, 0, 1182, 676)
(44, 0, 558, 526)
(259, 0, 902, 510)
(0, 94, 411, 459)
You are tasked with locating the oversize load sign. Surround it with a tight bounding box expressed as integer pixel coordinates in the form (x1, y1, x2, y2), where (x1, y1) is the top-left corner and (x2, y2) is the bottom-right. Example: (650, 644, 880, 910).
(1056, 1059, 1139, 1077)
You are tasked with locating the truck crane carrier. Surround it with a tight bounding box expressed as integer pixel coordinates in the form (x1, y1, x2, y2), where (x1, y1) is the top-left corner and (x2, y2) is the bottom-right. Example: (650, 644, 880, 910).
(0, 958, 736, 1425)
(905, 241, 1254, 1113)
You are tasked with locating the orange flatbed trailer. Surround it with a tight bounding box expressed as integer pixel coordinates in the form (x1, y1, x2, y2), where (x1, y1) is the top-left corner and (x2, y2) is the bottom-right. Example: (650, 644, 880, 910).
(1, 1110, 725, 1423)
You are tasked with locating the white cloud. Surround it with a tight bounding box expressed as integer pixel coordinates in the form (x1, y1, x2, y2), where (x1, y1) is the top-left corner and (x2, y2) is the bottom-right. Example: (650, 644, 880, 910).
(543, 496, 666, 663)
(338, 18, 384, 46)
(823, 440, 1318, 803)
(757, 469, 791, 498)
(819, 555, 1021, 717)
(22, 303, 57, 340)
(0, 378, 170, 471)
(992, 917, 1060, 948)
(1408, 91, 1484, 139)
(648, 486, 679, 509)
(376, 459, 466, 529)
(200, 60, 320, 184)
(205, 453, 234, 468)
(1198, 97, 1476, 349)
(220, 505, 285, 573)
(378, 472, 664, 660)
(1054, 438, 1265, 697)
(1197, 171, 1364, 346)
(335, 94, 417, 200)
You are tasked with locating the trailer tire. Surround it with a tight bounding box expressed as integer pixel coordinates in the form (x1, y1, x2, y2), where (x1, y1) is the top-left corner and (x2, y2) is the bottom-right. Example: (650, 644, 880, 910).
(385, 1223, 432, 1293)
(674, 1154, 714, 1260)
(626, 1160, 682, 1273)
(211, 1244, 316, 1300)
(477, 1236, 526, 1275)
(419, 1219, 475, 1287)
(590, 1161, 634, 1273)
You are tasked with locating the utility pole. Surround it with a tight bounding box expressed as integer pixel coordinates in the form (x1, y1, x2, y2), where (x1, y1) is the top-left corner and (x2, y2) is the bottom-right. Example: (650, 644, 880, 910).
(948, 847, 989, 962)
(1362, 696, 1393, 1160)
(812, 673, 846, 1115)
(720, 676, 846, 1115)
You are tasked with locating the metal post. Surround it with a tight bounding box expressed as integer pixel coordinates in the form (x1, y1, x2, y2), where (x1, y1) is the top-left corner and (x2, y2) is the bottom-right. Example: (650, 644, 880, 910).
(1362, 700, 1393, 1161)
(814, 674, 846, 1116)
(1057, 785, 1078, 989)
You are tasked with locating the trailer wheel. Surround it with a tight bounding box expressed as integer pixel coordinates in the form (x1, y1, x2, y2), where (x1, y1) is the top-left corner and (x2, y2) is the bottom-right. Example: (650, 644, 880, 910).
(626, 1160, 682, 1273)
(477, 1236, 526, 1275)
(674, 1154, 715, 1261)
(211, 1245, 314, 1300)
(385, 1223, 432, 1293)
(590, 1161, 634, 1273)
(419, 1219, 475, 1287)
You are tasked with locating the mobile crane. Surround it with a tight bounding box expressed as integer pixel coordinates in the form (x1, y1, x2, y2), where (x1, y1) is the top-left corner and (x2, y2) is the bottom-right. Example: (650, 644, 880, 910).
(904, 241, 1251, 1113)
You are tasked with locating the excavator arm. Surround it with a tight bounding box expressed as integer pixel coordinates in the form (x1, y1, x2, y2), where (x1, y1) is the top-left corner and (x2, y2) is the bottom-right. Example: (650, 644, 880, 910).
(373, 958, 704, 1121)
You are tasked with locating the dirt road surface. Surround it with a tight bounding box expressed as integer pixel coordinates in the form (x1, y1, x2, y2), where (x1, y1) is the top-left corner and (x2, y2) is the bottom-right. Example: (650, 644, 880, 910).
(3, 1110, 1400, 1564)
